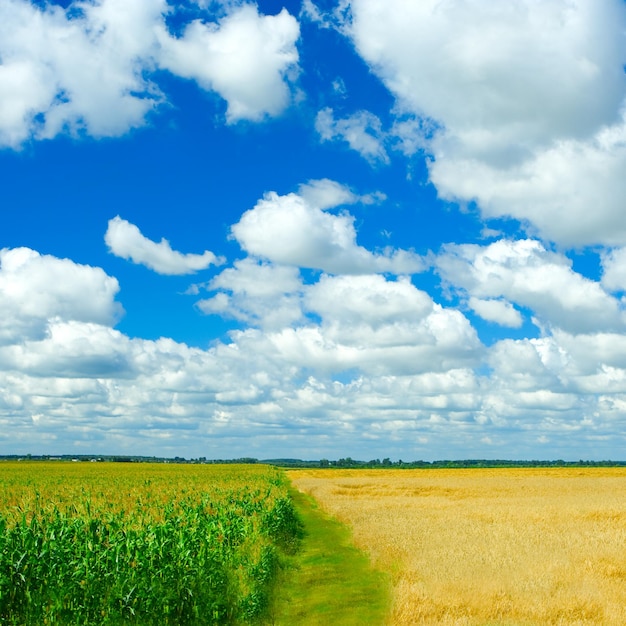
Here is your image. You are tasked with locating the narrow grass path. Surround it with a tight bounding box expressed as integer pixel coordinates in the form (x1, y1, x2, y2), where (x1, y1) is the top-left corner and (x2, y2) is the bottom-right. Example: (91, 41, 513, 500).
(268, 488, 391, 625)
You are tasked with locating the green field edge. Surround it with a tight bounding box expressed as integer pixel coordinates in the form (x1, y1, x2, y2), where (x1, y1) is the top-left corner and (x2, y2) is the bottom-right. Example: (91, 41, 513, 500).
(267, 486, 392, 626)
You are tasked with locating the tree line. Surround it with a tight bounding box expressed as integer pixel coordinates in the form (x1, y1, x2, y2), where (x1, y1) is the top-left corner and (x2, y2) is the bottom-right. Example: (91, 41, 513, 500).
(3, 455, 625, 468)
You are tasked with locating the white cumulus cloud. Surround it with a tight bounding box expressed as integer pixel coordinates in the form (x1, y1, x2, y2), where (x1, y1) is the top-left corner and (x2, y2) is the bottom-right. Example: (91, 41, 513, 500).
(157, 4, 300, 122)
(468, 297, 523, 328)
(197, 258, 304, 329)
(340, 0, 626, 246)
(306, 274, 432, 326)
(601, 246, 626, 292)
(437, 239, 626, 333)
(105, 216, 222, 275)
(0, 0, 166, 146)
(256, 273, 483, 376)
(430, 118, 626, 247)
(0, 0, 300, 147)
(0, 320, 134, 378)
(231, 184, 423, 275)
(0, 247, 122, 345)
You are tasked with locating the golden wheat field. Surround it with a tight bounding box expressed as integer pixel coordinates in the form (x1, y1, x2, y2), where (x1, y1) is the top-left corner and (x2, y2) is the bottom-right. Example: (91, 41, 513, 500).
(288, 467, 626, 626)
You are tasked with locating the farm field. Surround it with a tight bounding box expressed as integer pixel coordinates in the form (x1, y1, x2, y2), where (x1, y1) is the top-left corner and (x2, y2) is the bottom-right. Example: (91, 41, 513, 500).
(0, 462, 302, 625)
(289, 467, 626, 626)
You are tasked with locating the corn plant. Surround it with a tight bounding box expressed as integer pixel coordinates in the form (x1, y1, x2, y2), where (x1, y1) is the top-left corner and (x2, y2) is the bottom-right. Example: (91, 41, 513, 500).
(0, 463, 302, 625)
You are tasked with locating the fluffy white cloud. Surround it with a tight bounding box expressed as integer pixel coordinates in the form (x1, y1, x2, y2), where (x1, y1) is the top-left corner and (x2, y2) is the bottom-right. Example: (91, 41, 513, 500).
(198, 261, 482, 375)
(197, 264, 482, 379)
(208, 258, 302, 300)
(157, 4, 300, 122)
(348, 0, 625, 152)
(232, 314, 480, 377)
(233, 273, 484, 376)
(0, 247, 122, 345)
(341, 0, 626, 246)
(550, 330, 626, 377)
(437, 239, 626, 333)
(430, 118, 626, 247)
(468, 297, 523, 328)
(105, 216, 222, 275)
(487, 337, 567, 393)
(485, 330, 626, 423)
(0, 320, 134, 378)
(316, 107, 389, 164)
(231, 184, 423, 274)
(306, 274, 432, 326)
(601, 246, 626, 292)
(0, 0, 300, 146)
(0, 0, 165, 146)
(197, 258, 304, 329)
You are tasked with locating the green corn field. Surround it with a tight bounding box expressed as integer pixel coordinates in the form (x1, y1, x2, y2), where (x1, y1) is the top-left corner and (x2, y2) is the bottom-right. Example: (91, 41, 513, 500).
(0, 462, 303, 625)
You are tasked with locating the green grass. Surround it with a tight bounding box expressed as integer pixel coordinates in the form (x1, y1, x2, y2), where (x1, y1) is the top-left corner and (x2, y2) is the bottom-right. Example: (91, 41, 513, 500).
(269, 488, 391, 625)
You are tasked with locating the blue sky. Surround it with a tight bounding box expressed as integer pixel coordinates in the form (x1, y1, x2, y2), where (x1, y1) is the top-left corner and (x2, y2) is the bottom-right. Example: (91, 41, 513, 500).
(2, 0, 626, 460)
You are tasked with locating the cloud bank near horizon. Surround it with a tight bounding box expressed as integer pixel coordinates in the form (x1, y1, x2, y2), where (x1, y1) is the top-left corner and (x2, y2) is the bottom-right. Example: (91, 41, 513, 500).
(3, 177, 626, 458)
